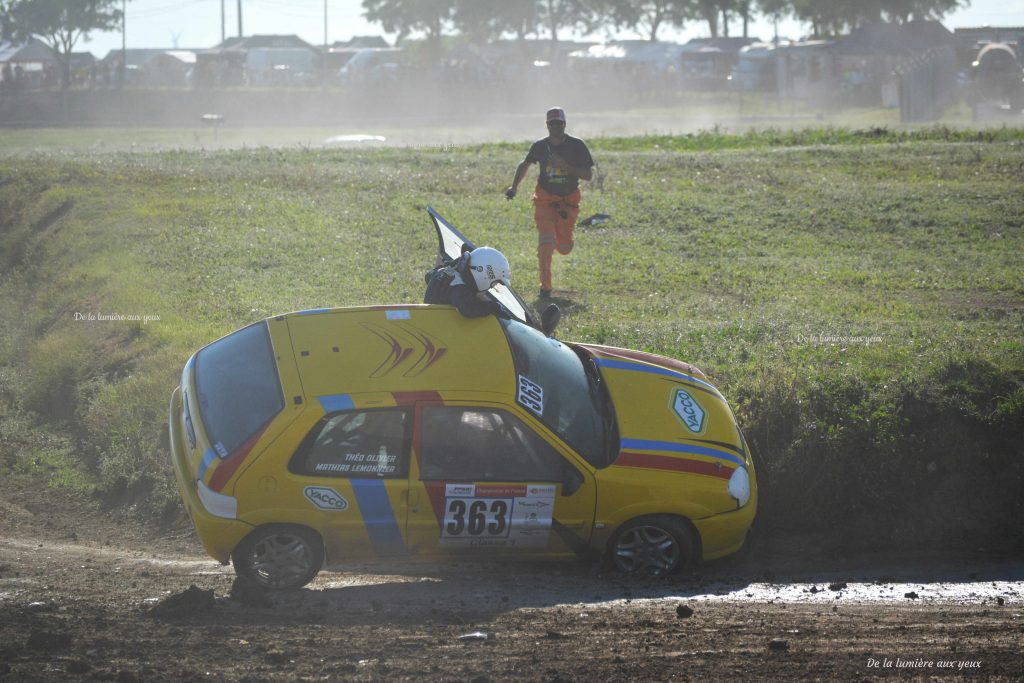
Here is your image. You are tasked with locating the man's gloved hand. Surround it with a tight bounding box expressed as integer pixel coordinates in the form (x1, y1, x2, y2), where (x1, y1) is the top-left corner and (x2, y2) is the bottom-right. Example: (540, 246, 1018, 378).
(504, 187, 516, 200)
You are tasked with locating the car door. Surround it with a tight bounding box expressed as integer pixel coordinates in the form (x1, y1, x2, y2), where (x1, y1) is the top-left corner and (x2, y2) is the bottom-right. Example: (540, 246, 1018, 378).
(405, 402, 597, 559)
(287, 407, 413, 560)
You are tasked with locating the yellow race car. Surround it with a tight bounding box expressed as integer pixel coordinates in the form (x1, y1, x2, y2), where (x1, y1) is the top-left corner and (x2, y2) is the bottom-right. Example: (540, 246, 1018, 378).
(168, 208, 756, 589)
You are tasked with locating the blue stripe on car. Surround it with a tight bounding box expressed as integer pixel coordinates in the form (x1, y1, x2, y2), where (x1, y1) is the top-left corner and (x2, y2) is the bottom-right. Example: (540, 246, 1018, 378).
(351, 479, 407, 556)
(197, 447, 219, 480)
(317, 394, 355, 413)
(620, 438, 745, 467)
(297, 308, 331, 316)
(595, 358, 721, 394)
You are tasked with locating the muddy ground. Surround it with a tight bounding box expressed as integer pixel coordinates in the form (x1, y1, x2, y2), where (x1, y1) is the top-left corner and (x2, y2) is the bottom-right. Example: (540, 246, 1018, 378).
(1, 476, 1022, 682)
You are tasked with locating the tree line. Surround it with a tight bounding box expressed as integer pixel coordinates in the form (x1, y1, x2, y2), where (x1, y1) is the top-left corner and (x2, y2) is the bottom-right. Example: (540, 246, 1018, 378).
(0, 0, 968, 91)
(363, 0, 969, 44)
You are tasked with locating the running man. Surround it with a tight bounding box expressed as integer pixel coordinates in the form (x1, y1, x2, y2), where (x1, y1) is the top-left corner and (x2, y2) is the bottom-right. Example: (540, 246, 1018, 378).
(505, 107, 594, 298)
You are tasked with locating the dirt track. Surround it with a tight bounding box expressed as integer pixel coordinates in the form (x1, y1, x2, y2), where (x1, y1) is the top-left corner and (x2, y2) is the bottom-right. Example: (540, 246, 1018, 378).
(1, 479, 1022, 682)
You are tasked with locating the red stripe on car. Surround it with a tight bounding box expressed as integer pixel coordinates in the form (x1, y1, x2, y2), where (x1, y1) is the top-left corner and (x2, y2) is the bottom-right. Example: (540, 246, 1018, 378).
(207, 423, 271, 492)
(615, 451, 734, 480)
(392, 391, 442, 405)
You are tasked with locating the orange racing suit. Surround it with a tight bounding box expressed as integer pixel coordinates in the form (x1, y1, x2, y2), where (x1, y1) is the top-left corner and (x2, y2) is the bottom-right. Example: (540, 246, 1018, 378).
(532, 186, 581, 293)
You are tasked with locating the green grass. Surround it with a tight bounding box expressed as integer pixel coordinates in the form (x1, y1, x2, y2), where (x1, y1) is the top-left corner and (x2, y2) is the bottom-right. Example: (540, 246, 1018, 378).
(1, 126, 1022, 552)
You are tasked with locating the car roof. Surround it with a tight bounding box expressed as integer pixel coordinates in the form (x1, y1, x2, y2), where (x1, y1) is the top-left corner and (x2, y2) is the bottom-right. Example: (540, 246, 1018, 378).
(279, 305, 517, 403)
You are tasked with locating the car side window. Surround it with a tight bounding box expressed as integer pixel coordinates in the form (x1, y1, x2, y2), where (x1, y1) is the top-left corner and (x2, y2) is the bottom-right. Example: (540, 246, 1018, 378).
(290, 409, 410, 479)
(420, 406, 566, 482)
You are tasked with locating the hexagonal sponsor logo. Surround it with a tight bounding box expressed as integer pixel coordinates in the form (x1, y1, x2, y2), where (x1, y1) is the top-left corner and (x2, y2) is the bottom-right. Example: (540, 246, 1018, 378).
(304, 486, 349, 511)
(671, 388, 707, 434)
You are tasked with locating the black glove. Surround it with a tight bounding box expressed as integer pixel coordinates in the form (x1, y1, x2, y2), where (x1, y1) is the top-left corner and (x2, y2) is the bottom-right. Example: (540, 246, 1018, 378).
(505, 187, 516, 200)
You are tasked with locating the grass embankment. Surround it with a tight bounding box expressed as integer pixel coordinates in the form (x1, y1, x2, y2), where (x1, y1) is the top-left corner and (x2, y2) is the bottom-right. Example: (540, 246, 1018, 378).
(1, 127, 1022, 557)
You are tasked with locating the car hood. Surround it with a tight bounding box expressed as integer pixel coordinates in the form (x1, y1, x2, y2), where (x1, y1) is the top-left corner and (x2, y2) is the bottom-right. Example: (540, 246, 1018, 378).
(576, 343, 749, 473)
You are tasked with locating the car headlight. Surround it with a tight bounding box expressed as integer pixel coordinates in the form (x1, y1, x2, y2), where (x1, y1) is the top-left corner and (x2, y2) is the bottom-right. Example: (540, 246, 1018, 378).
(728, 466, 751, 508)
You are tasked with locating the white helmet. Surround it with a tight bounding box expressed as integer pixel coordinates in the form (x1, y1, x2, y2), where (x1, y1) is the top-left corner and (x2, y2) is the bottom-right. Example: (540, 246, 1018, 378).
(466, 246, 511, 291)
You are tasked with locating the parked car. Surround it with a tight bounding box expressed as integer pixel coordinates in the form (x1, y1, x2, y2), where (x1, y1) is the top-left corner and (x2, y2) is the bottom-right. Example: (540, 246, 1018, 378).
(336, 47, 403, 85)
(169, 208, 757, 589)
(728, 42, 779, 92)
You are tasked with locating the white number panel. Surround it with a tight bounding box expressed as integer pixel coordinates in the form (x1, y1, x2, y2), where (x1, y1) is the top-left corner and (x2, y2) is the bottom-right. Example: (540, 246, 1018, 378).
(440, 483, 555, 548)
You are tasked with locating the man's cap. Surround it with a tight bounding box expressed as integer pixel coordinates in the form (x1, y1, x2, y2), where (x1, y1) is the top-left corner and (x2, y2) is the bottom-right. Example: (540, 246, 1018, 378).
(546, 107, 566, 123)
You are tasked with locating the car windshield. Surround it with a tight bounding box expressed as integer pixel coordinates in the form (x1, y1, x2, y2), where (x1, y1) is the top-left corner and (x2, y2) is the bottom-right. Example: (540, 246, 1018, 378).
(499, 318, 612, 467)
(194, 321, 284, 458)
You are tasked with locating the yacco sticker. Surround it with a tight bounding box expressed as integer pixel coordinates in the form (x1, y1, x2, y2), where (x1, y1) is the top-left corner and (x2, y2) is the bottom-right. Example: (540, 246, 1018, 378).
(440, 483, 554, 549)
(386, 310, 411, 320)
(304, 486, 349, 511)
(517, 375, 544, 416)
(671, 388, 707, 435)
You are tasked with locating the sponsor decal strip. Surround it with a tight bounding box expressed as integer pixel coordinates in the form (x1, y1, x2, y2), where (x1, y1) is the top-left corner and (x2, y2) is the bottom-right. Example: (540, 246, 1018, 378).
(318, 394, 355, 413)
(619, 438, 745, 468)
(616, 451, 735, 480)
(297, 308, 331, 316)
(350, 479, 407, 556)
(594, 358, 720, 394)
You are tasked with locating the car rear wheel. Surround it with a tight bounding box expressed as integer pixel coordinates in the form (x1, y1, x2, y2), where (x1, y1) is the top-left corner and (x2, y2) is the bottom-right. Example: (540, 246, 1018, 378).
(232, 525, 323, 590)
(609, 516, 693, 577)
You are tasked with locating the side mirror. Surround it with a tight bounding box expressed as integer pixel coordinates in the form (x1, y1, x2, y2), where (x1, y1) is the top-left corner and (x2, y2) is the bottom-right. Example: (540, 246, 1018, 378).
(541, 303, 561, 337)
(561, 464, 583, 496)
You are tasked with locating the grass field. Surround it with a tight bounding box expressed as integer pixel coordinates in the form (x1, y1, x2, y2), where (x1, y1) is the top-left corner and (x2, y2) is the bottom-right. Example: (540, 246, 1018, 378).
(1, 125, 1022, 556)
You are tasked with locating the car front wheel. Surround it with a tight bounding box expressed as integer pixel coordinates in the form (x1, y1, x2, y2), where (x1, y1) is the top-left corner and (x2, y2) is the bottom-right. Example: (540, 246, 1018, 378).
(232, 525, 323, 590)
(609, 516, 693, 577)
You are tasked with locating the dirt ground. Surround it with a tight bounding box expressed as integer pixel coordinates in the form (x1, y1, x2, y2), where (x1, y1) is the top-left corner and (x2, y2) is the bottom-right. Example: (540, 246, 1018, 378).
(1, 475, 1022, 682)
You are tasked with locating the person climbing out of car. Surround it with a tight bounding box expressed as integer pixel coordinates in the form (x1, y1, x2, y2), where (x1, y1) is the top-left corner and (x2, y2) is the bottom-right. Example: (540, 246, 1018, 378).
(423, 246, 512, 319)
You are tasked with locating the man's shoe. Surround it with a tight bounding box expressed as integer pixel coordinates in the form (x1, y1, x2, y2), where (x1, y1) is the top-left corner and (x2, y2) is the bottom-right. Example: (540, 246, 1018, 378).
(539, 288, 552, 299)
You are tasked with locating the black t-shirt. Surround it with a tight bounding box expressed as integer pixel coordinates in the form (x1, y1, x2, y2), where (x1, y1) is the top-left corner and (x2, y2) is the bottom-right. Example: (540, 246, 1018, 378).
(525, 135, 594, 196)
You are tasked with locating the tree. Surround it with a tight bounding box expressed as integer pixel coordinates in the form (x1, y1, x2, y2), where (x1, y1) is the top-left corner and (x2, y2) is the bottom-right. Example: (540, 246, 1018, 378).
(692, 0, 721, 38)
(881, 0, 965, 23)
(362, 0, 453, 51)
(601, 0, 690, 42)
(785, 0, 963, 37)
(788, 0, 871, 36)
(0, 0, 123, 90)
(756, 0, 792, 40)
(452, 0, 539, 43)
(731, 0, 755, 38)
(537, 0, 600, 44)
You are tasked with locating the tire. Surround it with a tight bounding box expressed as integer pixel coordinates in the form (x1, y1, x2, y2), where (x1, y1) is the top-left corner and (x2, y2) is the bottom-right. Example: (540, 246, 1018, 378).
(232, 525, 323, 590)
(608, 515, 694, 577)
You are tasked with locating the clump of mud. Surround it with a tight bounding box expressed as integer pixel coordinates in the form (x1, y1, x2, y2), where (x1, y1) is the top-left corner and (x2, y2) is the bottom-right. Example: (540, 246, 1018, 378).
(148, 584, 215, 617)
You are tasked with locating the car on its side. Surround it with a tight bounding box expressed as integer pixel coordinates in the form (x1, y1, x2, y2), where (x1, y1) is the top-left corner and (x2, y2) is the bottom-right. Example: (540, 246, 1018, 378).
(168, 209, 756, 589)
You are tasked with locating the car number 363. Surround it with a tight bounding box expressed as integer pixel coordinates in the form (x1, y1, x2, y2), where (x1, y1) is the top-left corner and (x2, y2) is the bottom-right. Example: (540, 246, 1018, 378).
(443, 498, 511, 538)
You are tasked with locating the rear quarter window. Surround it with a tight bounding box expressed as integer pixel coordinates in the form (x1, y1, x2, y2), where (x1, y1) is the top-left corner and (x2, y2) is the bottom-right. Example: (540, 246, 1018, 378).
(194, 321, 284, 457)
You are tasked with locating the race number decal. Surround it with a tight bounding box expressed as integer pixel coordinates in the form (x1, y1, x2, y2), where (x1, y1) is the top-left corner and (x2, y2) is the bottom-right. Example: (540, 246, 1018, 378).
(517, 375, 544, 416)
(441, 484, 555, 548)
